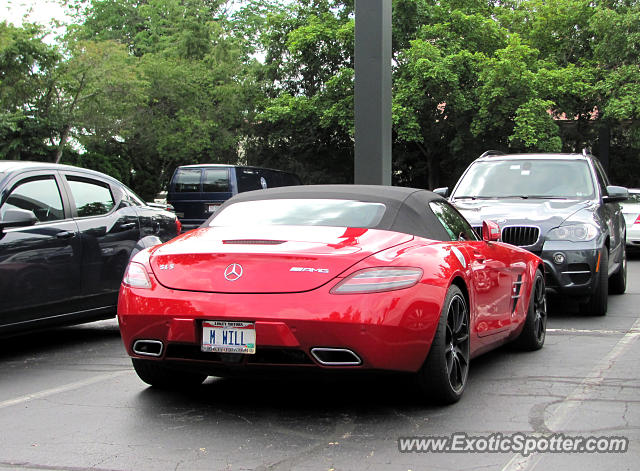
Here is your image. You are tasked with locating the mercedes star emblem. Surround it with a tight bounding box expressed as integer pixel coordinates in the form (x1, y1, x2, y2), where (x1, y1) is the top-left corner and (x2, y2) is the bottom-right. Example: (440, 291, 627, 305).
(224, 263, 243, 281)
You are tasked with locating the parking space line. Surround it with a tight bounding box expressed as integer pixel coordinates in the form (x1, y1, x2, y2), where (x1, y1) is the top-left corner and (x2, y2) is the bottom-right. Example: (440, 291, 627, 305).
(0, 370, 130, 410)
(547, 328, 636, 335)
(500, 317, 640, 471)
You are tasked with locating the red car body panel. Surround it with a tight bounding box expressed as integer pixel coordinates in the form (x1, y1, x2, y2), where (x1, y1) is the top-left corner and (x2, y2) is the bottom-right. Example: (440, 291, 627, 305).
(149, 226, 413, 293)
(118, 225, 542, 374)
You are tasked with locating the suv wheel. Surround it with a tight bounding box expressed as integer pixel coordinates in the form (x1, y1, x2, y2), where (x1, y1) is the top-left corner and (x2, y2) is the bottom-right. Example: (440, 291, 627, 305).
(580, 249, 608, 316)
(609, 243, 627, 295)
(513, 269, 547, 351)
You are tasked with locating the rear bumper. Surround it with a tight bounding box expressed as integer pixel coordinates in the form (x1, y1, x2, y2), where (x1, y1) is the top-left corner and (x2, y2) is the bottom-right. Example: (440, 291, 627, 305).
(117, 283, 444, 374)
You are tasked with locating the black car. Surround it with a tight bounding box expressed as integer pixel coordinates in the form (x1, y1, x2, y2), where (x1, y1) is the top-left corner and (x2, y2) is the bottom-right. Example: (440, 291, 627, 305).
(435, 150, 628, 316)
(167, 165, 301, 230)
(0, 161, 181, 334)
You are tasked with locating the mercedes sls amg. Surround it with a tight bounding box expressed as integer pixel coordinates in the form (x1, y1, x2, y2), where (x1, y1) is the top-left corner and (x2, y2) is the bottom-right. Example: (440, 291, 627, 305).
(118, 185, 546, 404)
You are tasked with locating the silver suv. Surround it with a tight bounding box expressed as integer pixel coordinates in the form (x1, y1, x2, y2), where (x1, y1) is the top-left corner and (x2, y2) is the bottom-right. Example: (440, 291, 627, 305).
(436, 150, 628, 316)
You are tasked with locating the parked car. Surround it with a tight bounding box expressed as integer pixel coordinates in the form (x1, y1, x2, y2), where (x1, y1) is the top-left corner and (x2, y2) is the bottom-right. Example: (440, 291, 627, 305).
(435, 150, 628, 316)
(118, 185, 546, 404)
(0, 161, 181, 335)
(167, 164, 301, 230)
(620, 189, 640, 249)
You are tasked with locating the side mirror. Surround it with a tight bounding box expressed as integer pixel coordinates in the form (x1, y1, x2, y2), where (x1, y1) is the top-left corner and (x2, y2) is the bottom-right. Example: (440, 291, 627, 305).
(433, 187, 449, 198)
(603, 185, 628, 204)
(0, 208, 38, 230)
(482, 220, 501, 242)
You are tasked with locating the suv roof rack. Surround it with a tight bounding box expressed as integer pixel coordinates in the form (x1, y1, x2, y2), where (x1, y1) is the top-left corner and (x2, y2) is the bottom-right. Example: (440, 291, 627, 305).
(479, 150, 506, 158)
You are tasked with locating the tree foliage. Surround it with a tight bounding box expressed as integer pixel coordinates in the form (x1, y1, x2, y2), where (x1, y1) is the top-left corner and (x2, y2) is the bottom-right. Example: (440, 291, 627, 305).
(0, 22, 60, 160)
(2, 0, 640, 196)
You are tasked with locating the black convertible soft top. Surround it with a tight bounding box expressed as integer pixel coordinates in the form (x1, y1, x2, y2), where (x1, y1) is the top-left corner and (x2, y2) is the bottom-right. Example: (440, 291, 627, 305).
(204, 184, 457, 241)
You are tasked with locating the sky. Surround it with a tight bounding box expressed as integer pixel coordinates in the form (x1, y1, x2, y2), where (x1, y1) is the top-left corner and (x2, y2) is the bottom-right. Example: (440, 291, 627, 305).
(1, 0, 72, 27)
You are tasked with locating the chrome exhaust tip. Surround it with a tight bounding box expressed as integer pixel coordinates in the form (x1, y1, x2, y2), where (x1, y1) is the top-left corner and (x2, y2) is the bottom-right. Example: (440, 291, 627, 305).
(132, 339, 164, 357)
(310, 347, 362, 366)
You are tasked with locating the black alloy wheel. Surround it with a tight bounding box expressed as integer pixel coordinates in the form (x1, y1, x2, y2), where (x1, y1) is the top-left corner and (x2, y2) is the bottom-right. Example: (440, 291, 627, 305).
(444, 293, 470, 394)
(417, 285, 470, 404)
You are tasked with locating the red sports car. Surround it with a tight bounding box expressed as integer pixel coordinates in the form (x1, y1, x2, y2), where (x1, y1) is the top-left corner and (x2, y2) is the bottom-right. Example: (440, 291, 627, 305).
(118, 185, 547, 404)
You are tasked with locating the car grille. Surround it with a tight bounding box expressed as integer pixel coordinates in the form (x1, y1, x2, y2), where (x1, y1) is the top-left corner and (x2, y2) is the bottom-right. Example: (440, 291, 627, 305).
(501, 226, 540, 246)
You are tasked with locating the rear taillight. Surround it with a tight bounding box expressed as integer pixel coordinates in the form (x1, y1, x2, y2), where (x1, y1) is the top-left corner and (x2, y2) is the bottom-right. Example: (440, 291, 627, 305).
(123, 262, 152, 289)
(330, 267, 423, 294)
(175, 218, 182, 234)
(635, 215, 640, 225)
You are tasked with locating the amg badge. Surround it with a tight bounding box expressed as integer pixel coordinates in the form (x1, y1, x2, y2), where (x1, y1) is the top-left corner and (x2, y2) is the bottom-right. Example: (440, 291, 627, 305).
(290, 267, 329, 273)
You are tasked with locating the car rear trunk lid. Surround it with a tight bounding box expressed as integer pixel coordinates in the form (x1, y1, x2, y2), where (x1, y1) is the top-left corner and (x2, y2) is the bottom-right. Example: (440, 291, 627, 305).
(149, 226, 413, 293)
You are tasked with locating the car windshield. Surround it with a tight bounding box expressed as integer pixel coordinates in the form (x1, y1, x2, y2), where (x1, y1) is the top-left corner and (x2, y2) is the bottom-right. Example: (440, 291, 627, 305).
(453, 159, 596, 200)
(210, 199, 387, 228)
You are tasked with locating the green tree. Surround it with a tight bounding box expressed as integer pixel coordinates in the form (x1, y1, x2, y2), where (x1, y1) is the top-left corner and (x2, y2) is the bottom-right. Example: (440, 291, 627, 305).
(52, 38, 147, 163)
(244, 0, 355, 183)
(64, 0, 259, 198)
(392, 0, 509, 188)
(5, 0, 640, 193)
(0, 22, 60, 160)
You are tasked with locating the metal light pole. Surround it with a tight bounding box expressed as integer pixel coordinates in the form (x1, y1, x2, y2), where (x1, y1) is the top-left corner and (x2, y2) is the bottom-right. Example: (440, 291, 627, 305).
(354, 0, 392, 185)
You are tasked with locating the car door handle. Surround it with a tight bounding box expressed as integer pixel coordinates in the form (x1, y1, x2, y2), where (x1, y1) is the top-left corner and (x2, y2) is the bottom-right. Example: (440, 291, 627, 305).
(119, 222, 136, 230)
(472, 251, 485, 262)
(56, 230, 76, 239)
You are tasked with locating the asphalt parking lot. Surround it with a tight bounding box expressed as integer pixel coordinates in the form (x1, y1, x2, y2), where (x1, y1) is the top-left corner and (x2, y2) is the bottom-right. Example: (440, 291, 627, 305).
(1, 259, 639, 471)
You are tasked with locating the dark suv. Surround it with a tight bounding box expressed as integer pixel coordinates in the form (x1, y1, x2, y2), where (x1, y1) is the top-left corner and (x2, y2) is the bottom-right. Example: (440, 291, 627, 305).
(0, 161, 181, 334)
(168, 165, 301, 230)
(436, 151, 628, 316)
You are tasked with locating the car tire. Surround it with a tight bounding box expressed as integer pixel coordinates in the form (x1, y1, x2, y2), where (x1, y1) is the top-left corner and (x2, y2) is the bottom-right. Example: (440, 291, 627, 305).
(416, 285, 469, 405)
(580, 249, 609, 316)
(609, 242, 627, 295)
(132, 358, 207, 389)
(512, 269, 547, 351)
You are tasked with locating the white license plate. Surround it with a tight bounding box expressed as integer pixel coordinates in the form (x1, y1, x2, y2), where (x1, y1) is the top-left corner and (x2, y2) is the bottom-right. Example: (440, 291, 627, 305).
(207, 204, 220, 213)
(202, 321, 256, 354)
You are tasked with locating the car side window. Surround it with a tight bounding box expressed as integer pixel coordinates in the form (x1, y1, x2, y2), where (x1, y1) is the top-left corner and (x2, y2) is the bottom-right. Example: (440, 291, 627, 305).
(237, 169, 263, 192)
(203, 169, 231, 192)
(123, 187, 145, 206)
(3, 177, 65, 222)
(173, 169, 202, 192)
(66, 177, 115, 217)
(430, 201, 478, 241)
